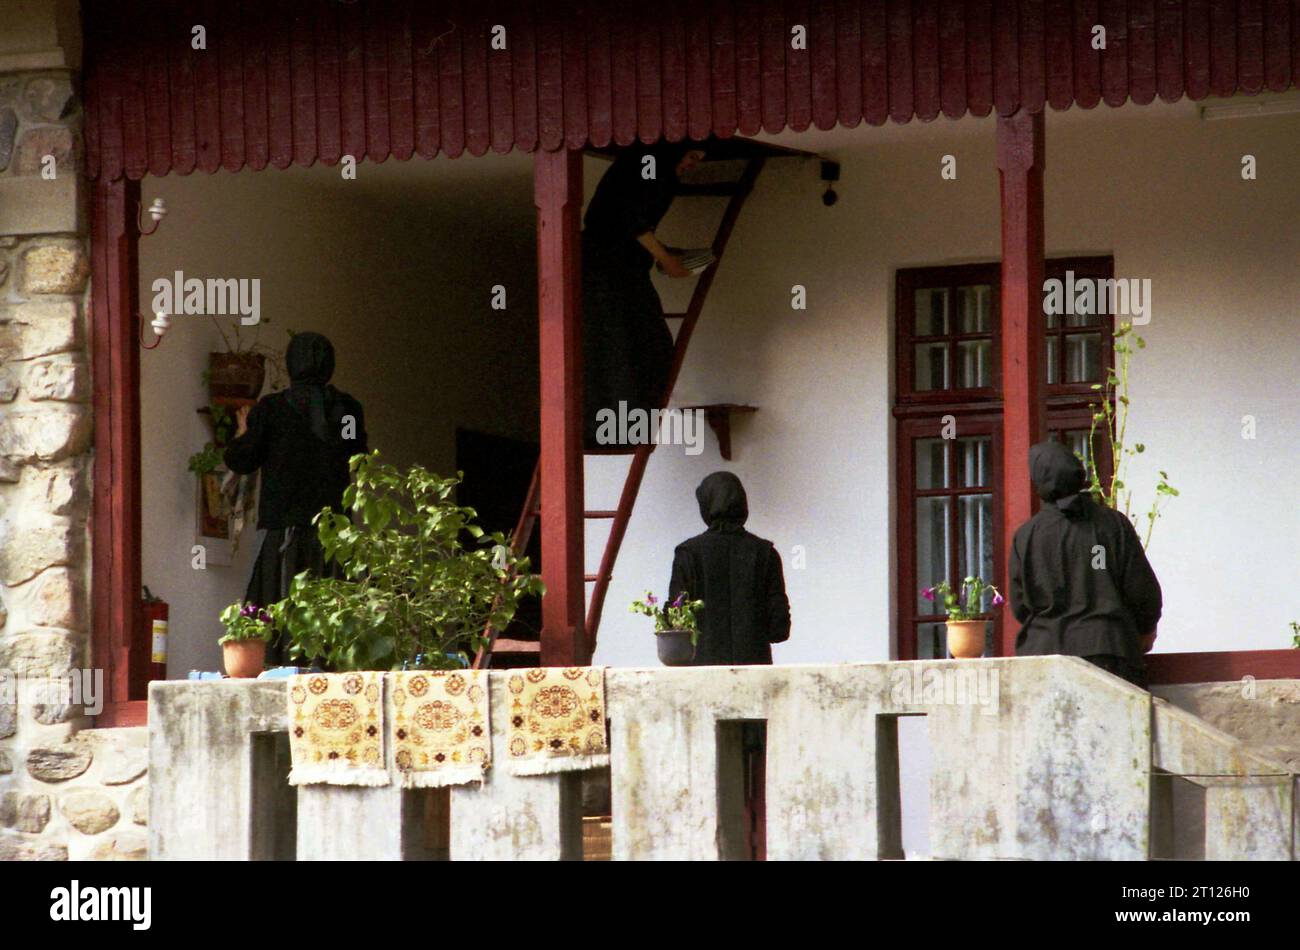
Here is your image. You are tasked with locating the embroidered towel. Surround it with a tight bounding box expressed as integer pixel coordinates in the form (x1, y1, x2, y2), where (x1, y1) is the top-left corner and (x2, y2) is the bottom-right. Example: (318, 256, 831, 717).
(388, 670, 491, 788)
(287, 672, 389, 786)
(505, 667, 609, 776)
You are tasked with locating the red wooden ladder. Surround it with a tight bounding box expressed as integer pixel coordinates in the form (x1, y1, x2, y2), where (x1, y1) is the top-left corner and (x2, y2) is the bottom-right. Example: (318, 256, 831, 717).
(476, 152, 769, 670)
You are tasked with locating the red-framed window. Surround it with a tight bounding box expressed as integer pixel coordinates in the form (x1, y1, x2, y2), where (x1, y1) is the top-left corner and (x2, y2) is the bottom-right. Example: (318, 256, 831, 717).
(894, 258, 1116, 661)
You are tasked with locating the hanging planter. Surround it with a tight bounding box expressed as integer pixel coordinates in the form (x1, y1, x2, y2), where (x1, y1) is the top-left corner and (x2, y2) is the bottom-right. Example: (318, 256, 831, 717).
(207, 351, 266, 403)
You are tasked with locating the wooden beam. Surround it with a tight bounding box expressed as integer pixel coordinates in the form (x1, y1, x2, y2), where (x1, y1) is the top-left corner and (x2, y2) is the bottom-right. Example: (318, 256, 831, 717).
(90, 177, 146, 705)
(995, 111, 1046, 658)
(534, 147, 587, 666)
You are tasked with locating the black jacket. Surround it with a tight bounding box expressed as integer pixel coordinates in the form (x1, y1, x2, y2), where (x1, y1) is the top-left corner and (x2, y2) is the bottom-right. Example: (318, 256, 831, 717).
(1009, 441, 1163, 663)
(668, 472, 791, 666)
(223, 333, 367, 530)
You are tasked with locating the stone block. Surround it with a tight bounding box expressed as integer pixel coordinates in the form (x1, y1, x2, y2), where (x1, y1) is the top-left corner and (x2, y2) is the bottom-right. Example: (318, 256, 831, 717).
(26, 357, 87, 402)
(0, 630, 81, 677)
(89, 830, 148, 861)
(0, 408, 92, 463)
(128, 785, 148, 826)
(1, 792, 51, 832)
(14, 126, 77, 175)
(0, 367, 18, 401)
(0, 175, 81, 238)
(26, 568, 85, 629)
(0, 516, 81, 584)
(59, 788, 120, 835)
(0, 299, 82, 360)
(20, 461, 85, 516)
(20, 243, 88, 293)
(0, 107, 15, 170)
(22, 77, 76, 123)
(26, 743, 92, 782)
(0, 831, 67, 861)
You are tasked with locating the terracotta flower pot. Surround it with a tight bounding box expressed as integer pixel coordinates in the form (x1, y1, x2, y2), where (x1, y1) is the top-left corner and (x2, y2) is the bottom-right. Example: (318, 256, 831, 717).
(945, 620, 987, 659)
(656, 629, 696, 666)
(223, 639, 267, 678)
(208, 352, 266, 402)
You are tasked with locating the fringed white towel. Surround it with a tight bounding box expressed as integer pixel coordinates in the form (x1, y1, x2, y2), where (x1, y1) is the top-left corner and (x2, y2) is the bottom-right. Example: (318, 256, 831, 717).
(504, 667, 610, 776)
(287, 672, 389, 787)
(388, 670, 491, 788)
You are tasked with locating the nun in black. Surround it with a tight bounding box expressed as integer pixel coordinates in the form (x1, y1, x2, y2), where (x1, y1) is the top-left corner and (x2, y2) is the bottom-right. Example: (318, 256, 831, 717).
(1009, 440, 1163, 688)
(224, 332, 367, 664)
(582, 140, 706, 448)
(668, 471, 791, 666)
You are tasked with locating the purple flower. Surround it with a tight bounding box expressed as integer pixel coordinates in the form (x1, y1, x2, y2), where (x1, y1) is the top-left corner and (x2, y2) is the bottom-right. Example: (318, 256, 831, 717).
(921, 587, 936, 602)
(992, 593, 1005, 607)
(645, 593, 658, 606)
(671, 593, 684, 608)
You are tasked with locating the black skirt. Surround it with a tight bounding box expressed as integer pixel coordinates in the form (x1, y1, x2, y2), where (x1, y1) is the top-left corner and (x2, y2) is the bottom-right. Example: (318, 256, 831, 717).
(244, 526, 333, 666)
(582, 239, 675, 449)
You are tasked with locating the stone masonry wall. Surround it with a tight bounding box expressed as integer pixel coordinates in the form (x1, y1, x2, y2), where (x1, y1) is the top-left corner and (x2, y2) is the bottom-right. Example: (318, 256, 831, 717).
(0, 0, 149, 861)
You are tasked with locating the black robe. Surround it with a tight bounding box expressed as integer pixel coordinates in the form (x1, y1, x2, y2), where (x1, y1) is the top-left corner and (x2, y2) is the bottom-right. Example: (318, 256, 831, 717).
(224, 333, 367, 663)
(581, 145, 681, 448)
(668, 472, 791, 666)
(1009, 441, 1163, 665)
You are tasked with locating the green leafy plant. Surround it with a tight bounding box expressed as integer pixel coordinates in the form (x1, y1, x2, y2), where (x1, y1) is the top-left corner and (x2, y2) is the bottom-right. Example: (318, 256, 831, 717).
(922, 577, 1003, 621)
(271, 451, 543, 672)
(1291, 621, 1299, 649)
(630, 591, 705, 646)
(219, 602, 275, 645)
(1086, 322, 1179, 549)
(187, 404, 236, 475)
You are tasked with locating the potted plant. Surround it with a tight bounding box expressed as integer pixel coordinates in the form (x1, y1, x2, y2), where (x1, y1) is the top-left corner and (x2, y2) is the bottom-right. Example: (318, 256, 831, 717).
(630, 591, 705, 666)
(269, 451, 543, 671)
(921, 578, 1003, 659)
(219, 602, 275, 677)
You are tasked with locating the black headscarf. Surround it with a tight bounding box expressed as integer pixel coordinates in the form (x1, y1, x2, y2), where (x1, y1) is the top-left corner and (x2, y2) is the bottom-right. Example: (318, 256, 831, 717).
(696, 471, 749, 531)
(1029, 440, 1088, 516)
(284, 332, 345, 445)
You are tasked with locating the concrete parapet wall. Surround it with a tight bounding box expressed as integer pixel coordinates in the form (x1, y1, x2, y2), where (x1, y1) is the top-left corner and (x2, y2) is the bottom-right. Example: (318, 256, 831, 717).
(148, 657, 1296, 861)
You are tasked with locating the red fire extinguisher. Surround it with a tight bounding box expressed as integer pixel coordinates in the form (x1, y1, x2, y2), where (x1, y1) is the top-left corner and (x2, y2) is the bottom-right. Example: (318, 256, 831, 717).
(142, 586, 169, 682)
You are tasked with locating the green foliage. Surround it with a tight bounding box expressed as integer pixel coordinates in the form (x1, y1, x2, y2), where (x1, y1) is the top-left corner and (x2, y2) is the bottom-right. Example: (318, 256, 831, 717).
(1291, 621, 1299, 649)
(630, 591, 705, 646)
(187, 444, 224, 476)
(1085, 323, 1179, 550)
(922, 577, 1003, 621)
(271, 451, 544, 671)
(219, 602, 275, 645)
(187, 405, 236, 475)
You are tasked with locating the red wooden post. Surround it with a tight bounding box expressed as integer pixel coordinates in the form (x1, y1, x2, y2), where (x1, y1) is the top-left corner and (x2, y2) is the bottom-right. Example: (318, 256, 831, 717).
(534, 147, 587, 666)
(90, 177, 147, 713)
(996, 111, 1046, 658)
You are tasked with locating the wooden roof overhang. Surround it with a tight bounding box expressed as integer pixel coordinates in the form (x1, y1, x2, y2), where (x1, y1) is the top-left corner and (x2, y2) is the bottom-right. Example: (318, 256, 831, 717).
(84, 0, 1300, 182)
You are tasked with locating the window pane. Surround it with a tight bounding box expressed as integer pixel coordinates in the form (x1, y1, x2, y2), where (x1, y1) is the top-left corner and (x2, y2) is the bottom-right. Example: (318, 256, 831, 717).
(1046, 335, 1059, 384)
(916, 497, 950, 614)
(956, 285, 992, 333)
(955, 339, 991, 388)
(917, 623, 947, 660)
(1063, 430, 1094, 479)
(914, 342, 949, 390)
(955, 436, 991, 487)
(914, 288, 949, 336)
(1064, 309, 1101, 328)
(1065, 332, 1103, 382)
(957, 494, 995, 610)
(915, 438, 949, 489)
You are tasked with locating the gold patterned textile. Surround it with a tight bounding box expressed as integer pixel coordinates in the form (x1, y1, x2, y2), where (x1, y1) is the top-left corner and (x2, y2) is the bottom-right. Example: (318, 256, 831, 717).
(287, 672, 389, 786)
(504, 667, 609, 776)
(388, 670, 491, 788)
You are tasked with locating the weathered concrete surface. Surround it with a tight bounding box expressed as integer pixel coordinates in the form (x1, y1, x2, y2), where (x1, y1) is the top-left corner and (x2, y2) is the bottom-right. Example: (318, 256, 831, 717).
(148, 679, 288, 860)
(449, 673, 582, 860)
(1152, 697, 1295, 861)
(1154, 680, 1300, 773)
(147, 660, 1296, 861)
